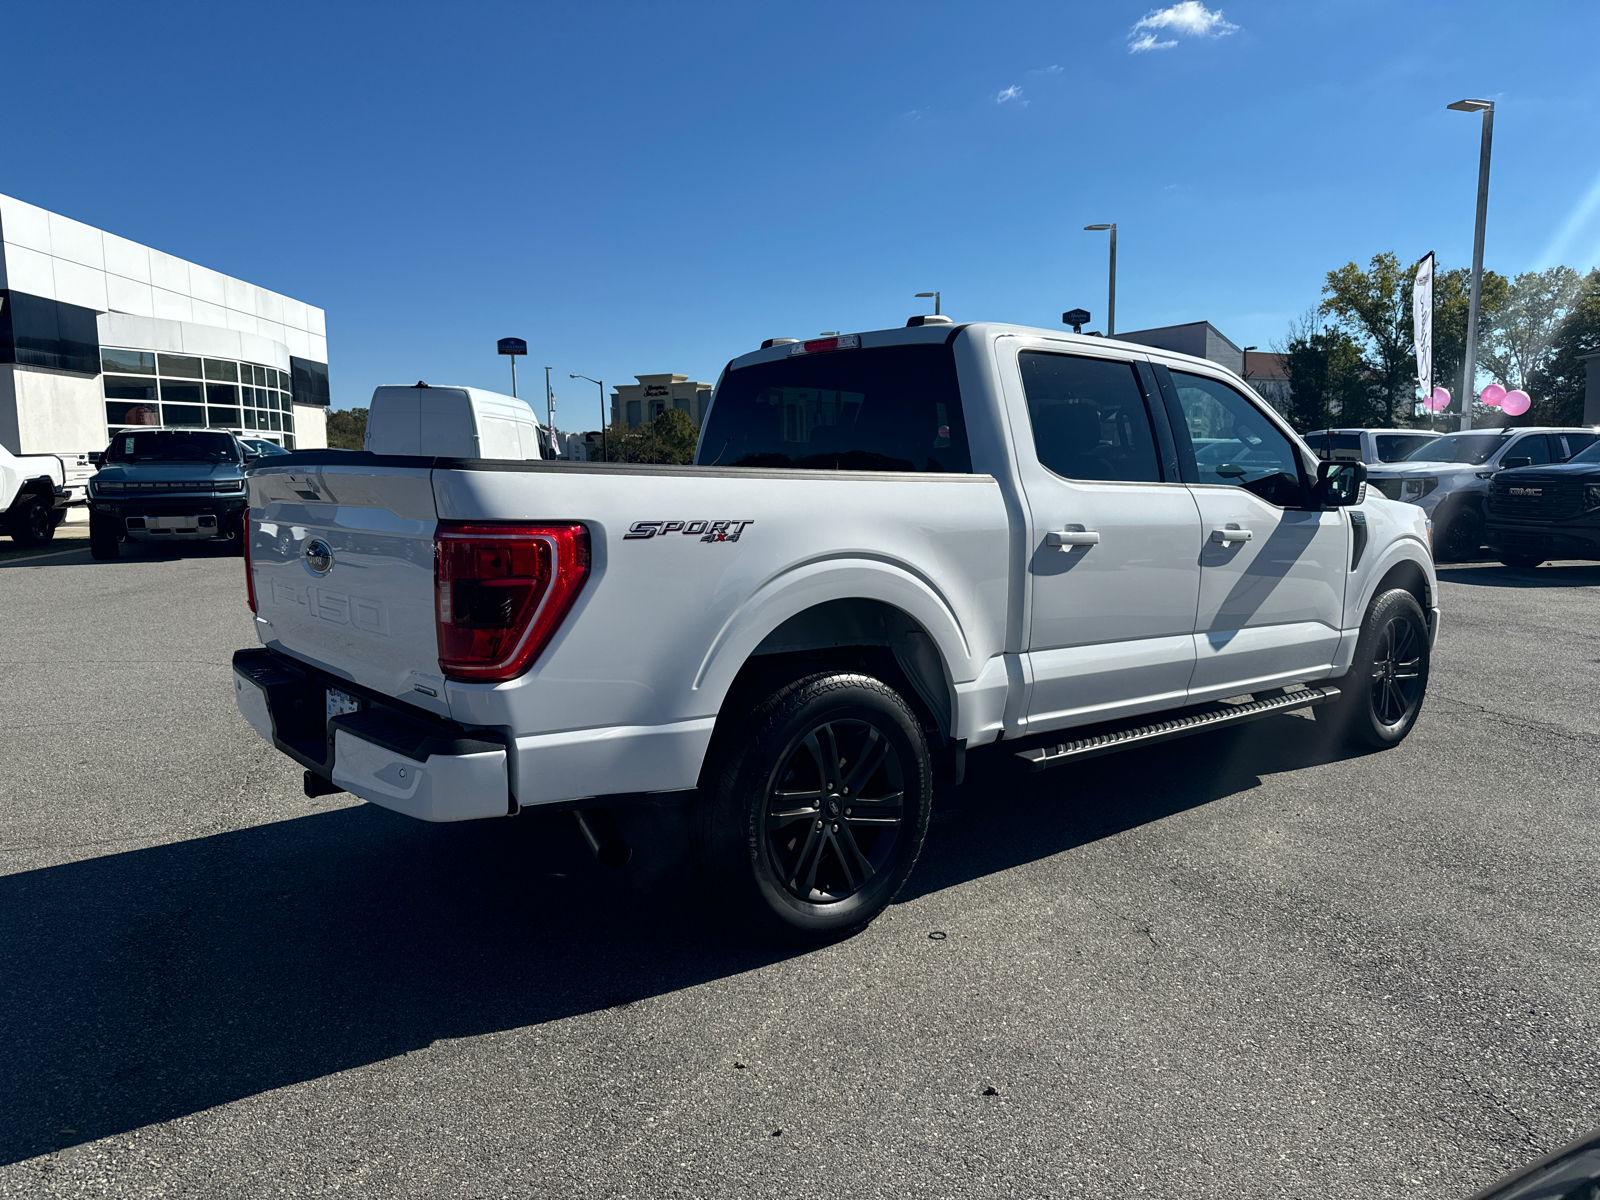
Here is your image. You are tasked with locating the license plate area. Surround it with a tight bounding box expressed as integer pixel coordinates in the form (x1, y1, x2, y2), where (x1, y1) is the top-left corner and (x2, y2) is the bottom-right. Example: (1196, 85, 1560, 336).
(326, 687, 364, 722)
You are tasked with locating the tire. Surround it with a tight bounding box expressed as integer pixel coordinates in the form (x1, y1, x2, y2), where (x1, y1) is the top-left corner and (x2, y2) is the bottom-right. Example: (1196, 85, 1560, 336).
(1316, 589, 1431, 750)
(8, 494, 56, 547)
(1498, 552, 1544, 569)
(698, 672, 933, 942)
(89, 514, 121, 560)
(1437, 501, 1483, 562)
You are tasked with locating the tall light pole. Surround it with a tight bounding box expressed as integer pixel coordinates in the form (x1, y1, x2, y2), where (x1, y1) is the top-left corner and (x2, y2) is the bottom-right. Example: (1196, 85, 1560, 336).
(571, 373, 605, 462)
(1084, 224, 1117, 336)
(1448, 98, 1494, 430)
(543, 366, 554, 433)
(915, 291, 941, 316)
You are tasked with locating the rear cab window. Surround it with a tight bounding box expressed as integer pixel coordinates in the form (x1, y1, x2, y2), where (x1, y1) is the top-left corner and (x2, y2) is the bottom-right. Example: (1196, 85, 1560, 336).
(697, 343, 971, 472)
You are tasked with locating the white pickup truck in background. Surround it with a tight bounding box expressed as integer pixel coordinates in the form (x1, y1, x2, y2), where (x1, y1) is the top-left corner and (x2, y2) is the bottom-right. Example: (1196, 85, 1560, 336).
(0, 443, 69, 547)
(233, 319, 1438, 940)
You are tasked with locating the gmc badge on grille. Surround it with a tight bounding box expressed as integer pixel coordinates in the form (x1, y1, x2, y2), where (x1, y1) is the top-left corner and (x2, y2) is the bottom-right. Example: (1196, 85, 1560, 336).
(1508, 487, 1543, 496)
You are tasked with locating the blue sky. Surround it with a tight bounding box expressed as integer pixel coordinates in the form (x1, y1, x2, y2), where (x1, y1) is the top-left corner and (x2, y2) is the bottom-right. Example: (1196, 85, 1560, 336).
(6, 1, 1599, 419)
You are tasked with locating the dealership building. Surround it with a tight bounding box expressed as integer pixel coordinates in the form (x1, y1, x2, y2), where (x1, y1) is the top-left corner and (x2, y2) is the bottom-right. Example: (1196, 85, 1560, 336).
(0, 192, 329, 457)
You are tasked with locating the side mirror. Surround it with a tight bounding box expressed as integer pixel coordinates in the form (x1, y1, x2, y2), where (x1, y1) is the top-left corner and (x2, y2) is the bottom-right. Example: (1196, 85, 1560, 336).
(1501, 456, 1532, 470)
(1315, 460, 1366, 507)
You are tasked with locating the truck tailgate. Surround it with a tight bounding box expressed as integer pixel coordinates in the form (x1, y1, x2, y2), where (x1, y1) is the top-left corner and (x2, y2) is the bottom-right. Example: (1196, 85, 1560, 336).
(247, 463, 447, 713)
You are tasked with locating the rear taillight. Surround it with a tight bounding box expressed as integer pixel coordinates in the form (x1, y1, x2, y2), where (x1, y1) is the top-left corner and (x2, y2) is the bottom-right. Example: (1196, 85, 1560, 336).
(243, 508, 258, 613)
(434, 522, 589, 682)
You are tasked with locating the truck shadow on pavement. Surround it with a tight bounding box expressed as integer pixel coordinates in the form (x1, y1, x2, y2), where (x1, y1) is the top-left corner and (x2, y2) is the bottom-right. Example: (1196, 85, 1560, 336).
(1435, 562, 1600, 589)
(0, 714, 1361, 1164)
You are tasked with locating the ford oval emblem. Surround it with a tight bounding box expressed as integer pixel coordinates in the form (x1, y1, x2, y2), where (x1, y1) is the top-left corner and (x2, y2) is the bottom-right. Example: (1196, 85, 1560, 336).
(304, 538, 334, 575)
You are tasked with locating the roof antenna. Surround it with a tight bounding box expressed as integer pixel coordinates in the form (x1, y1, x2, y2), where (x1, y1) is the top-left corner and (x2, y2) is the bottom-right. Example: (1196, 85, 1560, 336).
(412, 380, 430, 388)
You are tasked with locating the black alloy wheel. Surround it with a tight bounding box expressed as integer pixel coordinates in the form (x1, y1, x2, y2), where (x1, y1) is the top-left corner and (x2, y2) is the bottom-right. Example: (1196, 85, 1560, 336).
(1439, 503, 1484, 562)
(11, 496, 56, 547)
(700, 671, 933, 941)
(1368, 614, 1424, 729)
(1317, 588, 1430, 750)
(765, 718, 906, 905)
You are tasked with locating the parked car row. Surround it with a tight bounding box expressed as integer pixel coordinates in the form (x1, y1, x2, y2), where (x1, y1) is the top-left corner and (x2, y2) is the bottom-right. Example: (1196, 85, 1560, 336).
(1306, 424, 1600, 565)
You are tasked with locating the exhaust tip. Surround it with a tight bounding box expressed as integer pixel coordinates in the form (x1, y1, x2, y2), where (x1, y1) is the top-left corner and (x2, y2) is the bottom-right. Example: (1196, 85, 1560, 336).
(573, 809, 632, 869)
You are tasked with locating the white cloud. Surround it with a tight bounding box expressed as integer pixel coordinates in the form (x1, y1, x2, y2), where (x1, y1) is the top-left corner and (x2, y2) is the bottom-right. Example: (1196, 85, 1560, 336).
(996, 84, 1023, 103)
(1128, 2, 1238, 53)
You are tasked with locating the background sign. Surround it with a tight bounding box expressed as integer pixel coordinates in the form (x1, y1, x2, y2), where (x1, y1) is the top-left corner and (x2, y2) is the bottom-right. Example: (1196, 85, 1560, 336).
(1062, 308, 1092, 331)
(497, 337, 527, 356)
(1413, 253, 1433, 403)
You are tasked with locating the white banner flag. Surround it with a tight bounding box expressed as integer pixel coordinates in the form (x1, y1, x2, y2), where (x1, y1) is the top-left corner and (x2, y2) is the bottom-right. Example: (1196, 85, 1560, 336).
(1413, 251, 1434, 402)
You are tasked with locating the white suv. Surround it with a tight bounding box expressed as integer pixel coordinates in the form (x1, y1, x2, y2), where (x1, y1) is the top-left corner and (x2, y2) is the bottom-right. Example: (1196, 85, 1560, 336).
(1304, 428, 1441, 466)
(1366, 426, 1600, 561)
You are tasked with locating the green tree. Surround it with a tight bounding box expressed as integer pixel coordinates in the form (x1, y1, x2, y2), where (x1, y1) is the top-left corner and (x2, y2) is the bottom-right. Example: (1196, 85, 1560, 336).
(587, 408, 700, 464)
(325, 407, 367, 450)
(1319, 253, 1416, 426)
(1280, 315, 1370, 432)
(1525, 269, 1600, 426)
(1482, 265, 1585, 392)
(1430, 265, 1508, 416)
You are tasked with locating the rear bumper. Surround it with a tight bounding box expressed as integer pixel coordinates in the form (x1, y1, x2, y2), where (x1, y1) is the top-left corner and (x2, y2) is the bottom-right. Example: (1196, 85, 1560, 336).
(232, 647, 511, 822)
(1484, 520, 1600, 560)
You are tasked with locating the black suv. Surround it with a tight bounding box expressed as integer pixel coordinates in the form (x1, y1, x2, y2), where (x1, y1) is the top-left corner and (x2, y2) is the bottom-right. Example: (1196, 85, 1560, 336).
(1484, 438, 1600, 567)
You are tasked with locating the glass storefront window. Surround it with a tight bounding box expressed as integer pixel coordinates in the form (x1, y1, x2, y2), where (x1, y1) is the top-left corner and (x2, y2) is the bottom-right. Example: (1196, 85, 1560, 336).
(268, 411, 281, 431)
(105, 401, 160, 426)
(157, 353, 202, 379)
(204, 358, 239, 382)
(206, 383, 238, 404)
(242, 410, 257, 429)
(164, 404, 206, 427)
(160, 381, 204, 405)
(102, 348, 155, 375)
(105, 375, 159, 400)
(208, 407, 242, 427)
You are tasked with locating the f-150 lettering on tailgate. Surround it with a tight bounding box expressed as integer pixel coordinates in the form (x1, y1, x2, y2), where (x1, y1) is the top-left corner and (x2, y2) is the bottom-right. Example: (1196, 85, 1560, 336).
(269, 579, 389, 636)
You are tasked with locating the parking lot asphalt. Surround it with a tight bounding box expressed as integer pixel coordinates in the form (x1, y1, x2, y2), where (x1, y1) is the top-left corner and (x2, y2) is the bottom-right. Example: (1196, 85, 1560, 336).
(2, 544, 1598, 1199)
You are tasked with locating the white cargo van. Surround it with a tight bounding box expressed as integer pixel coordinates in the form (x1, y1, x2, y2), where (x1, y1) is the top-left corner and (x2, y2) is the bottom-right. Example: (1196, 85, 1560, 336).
(364, 384, 547, 459)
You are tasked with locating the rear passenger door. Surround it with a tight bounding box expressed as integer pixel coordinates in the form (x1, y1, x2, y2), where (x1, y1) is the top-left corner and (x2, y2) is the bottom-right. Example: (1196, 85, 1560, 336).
(1005, 342, 1204, 733)
(1157, 368, 1348, 700)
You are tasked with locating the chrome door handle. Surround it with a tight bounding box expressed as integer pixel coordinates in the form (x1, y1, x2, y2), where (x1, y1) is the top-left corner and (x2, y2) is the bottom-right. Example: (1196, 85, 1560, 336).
(1047, 530, 1101, 549)
(1210, 526, 1253, 544)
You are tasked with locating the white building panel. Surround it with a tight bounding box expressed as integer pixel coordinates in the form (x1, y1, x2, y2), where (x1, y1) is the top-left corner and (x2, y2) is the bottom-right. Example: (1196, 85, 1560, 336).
(225, 306, 258, 336)
(307, 306, 326, 337)
(0, 195, 52, 253)
(238, 331, 289, 370)
(284, 326, 313, 358)
(11, 368, 105, 453)
(47, 213, 105, 271)
(52, 258, 109, 311)
(189, 263, 227, 307)
(180, 321, 245, 361)
(148, 249, 190, 296)
(102, 232, 151, 283)
(151, 287, 193, 323)
(282, 296, 309, 331)
(105, 273, 155, 318)
(224, 275, 252, 314)
(100, 312, 183, 354)
(308, 333, 328, 361)
(256, 285, 284, 325)
(190, 297, 227, 328)
(4, 243, 57, 299)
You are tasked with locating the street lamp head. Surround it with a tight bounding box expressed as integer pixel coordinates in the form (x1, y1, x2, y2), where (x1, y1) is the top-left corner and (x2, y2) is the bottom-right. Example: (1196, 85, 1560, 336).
(915, 292, 935, 298)
(1447, 98, 1493, 112)
(1084, 224, 1113, 231)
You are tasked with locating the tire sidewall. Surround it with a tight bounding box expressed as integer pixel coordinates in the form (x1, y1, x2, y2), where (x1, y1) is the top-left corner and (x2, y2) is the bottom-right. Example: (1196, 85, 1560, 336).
(714, 674, 932, 939)
(1348, 589, 1430, 747)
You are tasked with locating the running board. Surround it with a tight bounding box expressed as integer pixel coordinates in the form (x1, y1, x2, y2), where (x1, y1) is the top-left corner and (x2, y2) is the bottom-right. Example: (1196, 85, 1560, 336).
(1015, 686, 1341, 772)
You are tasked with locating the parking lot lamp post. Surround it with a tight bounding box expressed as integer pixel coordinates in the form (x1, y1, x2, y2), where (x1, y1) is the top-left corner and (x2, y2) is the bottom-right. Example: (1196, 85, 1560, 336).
(544, 365, 554, 434)
(1448, 98, 1495, 431)
(571, 374, 605, 461)
(915, 291, 941, 316)
(1084, 225, 1117, 336)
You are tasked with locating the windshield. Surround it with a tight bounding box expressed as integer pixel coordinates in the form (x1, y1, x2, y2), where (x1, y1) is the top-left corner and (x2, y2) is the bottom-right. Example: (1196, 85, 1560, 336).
(244, 439, 290, 456)
(105, 431, 240, 464)
(1375, 433, 1436, 462)
(1569, 439, 1600, 465)
(1402, 431, 1510, 465)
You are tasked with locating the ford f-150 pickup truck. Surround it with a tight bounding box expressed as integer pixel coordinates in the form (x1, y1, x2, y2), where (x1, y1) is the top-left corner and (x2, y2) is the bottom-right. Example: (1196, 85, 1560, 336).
(233, 319, 1438, 940)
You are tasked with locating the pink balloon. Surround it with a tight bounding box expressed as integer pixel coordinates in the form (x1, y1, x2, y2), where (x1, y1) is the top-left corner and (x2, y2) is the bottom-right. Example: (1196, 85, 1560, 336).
(1500, 389, 1531, 416)
(1480, 383, 1507, 407)
(1424, 387, 1451, 412)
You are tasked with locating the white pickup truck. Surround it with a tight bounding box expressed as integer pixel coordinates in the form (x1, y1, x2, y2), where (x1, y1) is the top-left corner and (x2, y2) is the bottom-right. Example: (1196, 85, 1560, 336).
(233, 319, 1438, 940)
(1, 443, 69, 547)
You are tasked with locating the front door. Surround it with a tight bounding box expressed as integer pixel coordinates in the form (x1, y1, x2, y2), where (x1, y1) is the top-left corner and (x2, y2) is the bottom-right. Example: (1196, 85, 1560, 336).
(1160, 368, 1348, 699)
(1007, 343, 1204, 734)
